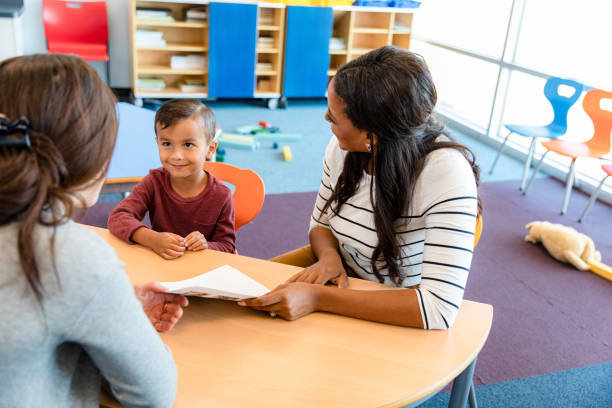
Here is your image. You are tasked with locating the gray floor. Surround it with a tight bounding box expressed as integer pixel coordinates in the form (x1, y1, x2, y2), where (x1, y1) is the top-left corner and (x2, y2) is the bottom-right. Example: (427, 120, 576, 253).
(204, 99, 532, 194)
(99, 98, 534, 202)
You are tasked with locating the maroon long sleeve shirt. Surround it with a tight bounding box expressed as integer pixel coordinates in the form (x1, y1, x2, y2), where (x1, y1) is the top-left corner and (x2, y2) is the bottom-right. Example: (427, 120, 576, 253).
(108, 168, 236, 253)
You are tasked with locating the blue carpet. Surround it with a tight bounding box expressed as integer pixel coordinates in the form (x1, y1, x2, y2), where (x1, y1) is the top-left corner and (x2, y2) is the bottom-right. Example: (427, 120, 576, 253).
(129, 99, 537, 195)
(418, 363, 612, 408)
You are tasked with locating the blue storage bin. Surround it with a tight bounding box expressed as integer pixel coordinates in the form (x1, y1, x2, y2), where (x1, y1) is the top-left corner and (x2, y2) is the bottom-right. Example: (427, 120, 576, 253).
(392, 0, 421, 8)
(352, 0, 393, 7)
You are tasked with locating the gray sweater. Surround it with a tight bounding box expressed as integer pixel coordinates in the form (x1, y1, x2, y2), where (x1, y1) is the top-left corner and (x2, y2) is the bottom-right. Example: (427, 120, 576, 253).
(0, 220, 177, 407)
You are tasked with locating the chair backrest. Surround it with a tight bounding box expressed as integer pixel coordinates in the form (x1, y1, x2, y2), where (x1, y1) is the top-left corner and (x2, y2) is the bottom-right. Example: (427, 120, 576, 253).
(544, 77, 583, 132)
(42, 0, 108, 46)
(203, 162, 265, 231)
(583, 89, 612, 154)
(474, 214, 483, 249)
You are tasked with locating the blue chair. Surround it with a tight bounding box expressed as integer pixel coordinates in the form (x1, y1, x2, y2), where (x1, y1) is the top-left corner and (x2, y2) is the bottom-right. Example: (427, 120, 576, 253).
(489, 77, 583, 191)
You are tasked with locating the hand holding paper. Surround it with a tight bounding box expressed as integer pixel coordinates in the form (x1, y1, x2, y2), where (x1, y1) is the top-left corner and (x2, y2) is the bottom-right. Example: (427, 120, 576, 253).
(160, 265, 270, 301)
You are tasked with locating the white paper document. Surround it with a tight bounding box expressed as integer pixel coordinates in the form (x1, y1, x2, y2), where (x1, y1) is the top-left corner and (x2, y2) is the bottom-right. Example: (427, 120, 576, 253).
(160, 265, 270, 301)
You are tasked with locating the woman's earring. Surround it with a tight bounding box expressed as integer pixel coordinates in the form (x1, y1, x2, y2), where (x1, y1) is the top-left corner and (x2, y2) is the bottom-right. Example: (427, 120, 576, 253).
(366, 143, 371, 152)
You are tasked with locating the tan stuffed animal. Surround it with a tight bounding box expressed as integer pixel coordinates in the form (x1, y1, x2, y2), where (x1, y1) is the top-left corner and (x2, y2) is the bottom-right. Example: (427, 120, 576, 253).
(524, 221, 601, 271)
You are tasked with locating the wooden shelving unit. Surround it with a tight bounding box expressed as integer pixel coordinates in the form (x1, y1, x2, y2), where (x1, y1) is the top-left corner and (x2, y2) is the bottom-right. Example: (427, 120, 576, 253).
(130, 0, 209, 103)
(127, 1, 414, 106)
(328, 8, 415, 81)
(254, 4, 285, 98)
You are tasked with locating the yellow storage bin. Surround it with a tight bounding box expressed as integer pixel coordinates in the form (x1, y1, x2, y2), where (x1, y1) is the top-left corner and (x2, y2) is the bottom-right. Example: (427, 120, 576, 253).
(284, 0, 327, 5)
(325, 0, 354, 5)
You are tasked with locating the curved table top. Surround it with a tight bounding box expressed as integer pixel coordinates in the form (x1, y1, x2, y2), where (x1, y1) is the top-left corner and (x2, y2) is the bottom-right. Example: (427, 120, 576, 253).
(90, 226, 493, 408)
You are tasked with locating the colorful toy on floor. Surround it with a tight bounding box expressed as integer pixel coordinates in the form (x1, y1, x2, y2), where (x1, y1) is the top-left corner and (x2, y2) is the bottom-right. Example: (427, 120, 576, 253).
(282, 145, 292, 162)
(215, 148, 226, 162)
(525, 221, 611, 281)
(217, 135, 260, 151)
(235, 123, 301, 142)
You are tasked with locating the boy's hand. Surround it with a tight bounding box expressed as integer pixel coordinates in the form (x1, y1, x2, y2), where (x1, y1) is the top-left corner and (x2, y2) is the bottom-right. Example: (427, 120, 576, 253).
(152, 232, 185, 259)
(185, 231, 208, 251)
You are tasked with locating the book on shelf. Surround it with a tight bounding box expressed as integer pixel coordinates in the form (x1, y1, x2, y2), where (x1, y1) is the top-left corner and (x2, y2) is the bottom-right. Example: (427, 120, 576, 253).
(170, 55, 207, 70)
(160, 265, 269, 301)
(184, 6, 207, 22)
(329, 37, 346, 51)
(135, 30, 166, 47)
(256, 62, 274, 72)
(179, 79, 207, 93)
(259, 8, 274, 25)
(136, 15, 175, 23)
(137, 78, 166, 91)
(257, 37, 275, 49)
(136, 7, 172, 17)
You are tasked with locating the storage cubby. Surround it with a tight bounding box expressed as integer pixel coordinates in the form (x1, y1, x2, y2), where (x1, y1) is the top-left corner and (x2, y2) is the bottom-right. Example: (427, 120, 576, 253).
(130, 1, 416, 103)
(352, 11, 392, 31)
(327, 9, 415, 82)
(131, 0, 208, 99)
(351, 32, 389, 53)
(255, 5, 285, 96)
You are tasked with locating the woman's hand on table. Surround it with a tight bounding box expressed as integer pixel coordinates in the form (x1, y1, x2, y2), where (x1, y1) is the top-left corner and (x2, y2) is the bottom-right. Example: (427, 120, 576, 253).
(285, 258, 348, 288)
(238, 282, 323, 321)
(134, 282, 189, 332)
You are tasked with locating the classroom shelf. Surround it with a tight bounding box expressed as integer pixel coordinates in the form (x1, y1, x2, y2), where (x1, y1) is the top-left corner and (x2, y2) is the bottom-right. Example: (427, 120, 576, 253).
(256, 48, 280, 53)
(135, 21, 207, 28)
(135, 87, 208, 98)
(129, 1, 416, 104)
(257, 25, 281, 31)
(138, 65, 207, 75)
(352, 27, 389, 34)
(136, 44, 207, 52)
(254, 5, 285, 96)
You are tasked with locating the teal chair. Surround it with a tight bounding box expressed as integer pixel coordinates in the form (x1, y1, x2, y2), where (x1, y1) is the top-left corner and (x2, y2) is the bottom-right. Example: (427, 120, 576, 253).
(489, 77, 583, 191)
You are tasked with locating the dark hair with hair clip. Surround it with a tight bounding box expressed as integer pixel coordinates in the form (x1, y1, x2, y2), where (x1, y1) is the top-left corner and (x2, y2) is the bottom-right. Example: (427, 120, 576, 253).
(319, 46, 481, 286)
(0, 54, 118, 302)
(0, 116, 32, 150)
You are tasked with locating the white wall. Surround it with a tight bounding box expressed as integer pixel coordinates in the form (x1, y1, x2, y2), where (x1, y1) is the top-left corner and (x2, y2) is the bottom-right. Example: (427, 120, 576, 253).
(20, 0, 131, 87)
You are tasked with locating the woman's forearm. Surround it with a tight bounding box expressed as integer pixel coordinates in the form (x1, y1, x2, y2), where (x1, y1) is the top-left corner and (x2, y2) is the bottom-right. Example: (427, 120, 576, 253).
(315, 286, 425, 328)
(309, 226, 342, 262)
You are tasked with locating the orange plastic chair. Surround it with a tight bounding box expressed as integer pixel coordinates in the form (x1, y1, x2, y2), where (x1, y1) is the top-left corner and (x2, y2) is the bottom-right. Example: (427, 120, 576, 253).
(203, 162, 265, 231)
(474, 214, 483, 248)
(578, 163, 612, 222)
(523, 89, 612, 214)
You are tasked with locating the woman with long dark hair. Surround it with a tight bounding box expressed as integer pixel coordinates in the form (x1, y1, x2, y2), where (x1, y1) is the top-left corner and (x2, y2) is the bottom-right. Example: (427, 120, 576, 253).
(241, 46, 480, 329)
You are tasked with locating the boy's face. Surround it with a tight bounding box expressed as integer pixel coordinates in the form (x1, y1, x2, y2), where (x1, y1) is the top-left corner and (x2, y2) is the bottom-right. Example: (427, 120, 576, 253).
(156, 116, 217, 180)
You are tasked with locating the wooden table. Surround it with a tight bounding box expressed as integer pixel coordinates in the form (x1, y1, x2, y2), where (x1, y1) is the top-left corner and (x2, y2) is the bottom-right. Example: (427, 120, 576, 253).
(91, 226, 493, 408)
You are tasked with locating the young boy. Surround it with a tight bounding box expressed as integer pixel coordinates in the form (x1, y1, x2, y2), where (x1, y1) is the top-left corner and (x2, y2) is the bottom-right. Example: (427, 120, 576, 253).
(108, 99, 235, 258)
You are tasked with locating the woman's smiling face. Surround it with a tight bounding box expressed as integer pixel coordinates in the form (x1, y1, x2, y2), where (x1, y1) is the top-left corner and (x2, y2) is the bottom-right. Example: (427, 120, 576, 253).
(325, 78, 371, 152)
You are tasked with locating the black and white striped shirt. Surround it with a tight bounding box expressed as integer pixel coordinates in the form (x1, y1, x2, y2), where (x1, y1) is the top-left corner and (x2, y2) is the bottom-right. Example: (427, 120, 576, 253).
(310, 137, 478, 330)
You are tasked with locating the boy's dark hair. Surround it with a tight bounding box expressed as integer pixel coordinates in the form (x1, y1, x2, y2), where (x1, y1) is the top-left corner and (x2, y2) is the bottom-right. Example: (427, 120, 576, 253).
(154, 99, 216, 142)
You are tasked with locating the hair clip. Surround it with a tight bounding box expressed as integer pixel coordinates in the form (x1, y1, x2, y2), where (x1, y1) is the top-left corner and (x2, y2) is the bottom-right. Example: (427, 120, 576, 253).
(0, 114, 32, 150)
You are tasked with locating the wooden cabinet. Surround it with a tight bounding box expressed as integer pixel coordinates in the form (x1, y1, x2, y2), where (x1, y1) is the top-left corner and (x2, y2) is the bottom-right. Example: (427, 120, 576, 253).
(128, 1, 416, 105)
(208, 2, 257, 98)
(283, 5, 333, 98)
(255, 5, 286, 97)
(130, 0, 209, 101)
(329, 7, 414, 80)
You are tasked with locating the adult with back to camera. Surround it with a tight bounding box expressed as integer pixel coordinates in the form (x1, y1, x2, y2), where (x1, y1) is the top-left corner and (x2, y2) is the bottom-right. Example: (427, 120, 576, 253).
(0, 54, 187, 407)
